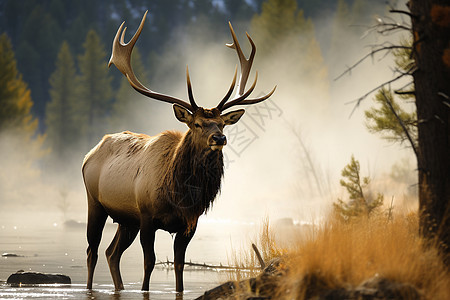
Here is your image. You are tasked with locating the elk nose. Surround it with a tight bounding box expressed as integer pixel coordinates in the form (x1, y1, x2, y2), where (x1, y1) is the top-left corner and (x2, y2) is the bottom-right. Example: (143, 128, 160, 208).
(212, 135, 227, 145)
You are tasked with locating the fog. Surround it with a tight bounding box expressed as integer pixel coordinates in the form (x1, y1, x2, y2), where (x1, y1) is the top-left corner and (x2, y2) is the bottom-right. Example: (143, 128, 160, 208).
(0, 3, 417, 245)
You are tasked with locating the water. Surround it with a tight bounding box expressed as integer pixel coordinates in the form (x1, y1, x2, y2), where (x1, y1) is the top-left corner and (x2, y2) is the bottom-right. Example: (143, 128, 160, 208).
(0, 213, 257, 299)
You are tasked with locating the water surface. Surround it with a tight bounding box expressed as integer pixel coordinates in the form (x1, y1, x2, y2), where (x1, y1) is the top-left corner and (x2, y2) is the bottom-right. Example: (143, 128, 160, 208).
(0, 213, 255, 299)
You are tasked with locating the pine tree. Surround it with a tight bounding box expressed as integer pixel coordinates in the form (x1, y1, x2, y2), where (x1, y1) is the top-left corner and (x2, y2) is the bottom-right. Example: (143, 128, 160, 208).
(249, 0, 329, 114)
(0, 33, 38, 136)
(15, 5, 62, 122)
(333, 155, 384, 221)
(251, 0, 315, 57)
(365, 87, 417, 147)
(0, 32, 44, 207)
(365, 39, 417, 152)
(46, 41, 80, 160)
(77, 29, 113, 148)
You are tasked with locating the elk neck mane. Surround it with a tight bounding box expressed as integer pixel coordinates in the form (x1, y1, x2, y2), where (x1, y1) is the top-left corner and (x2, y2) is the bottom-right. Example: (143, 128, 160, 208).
(161, 129, 224, 230)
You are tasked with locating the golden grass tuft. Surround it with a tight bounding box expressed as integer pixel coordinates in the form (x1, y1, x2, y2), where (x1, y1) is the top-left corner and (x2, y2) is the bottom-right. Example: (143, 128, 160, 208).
(230, 211, 450, 299)
(228, 216, 287, 280)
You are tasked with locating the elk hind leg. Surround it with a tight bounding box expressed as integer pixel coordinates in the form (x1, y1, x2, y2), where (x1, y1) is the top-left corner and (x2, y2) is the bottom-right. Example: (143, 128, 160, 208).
(86, 201, 108, 289)
(106, 224, 139, 290)
(174, 225, 197, 292)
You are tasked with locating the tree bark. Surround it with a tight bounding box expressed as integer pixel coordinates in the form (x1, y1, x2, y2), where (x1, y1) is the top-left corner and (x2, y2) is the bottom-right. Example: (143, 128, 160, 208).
(409, 0, 450, 264)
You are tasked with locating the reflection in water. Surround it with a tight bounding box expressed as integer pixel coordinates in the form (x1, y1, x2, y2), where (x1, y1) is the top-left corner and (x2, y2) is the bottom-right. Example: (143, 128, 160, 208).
(85, 287, 188, 300)
(0, 284, 198, 299)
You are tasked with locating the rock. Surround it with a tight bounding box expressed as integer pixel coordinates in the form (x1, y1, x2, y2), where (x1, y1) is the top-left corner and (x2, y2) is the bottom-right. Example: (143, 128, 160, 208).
(195, 280, 237, 300)
(2, 253, 23, 257)
(263, 257, 284, 275)
(303, 274, 423, 300)
(355, 275, 422, 300)
(7, 271, 71, 285)
(195, 260, 284, 300)
(275, 218, 294, 227)
(63, 219, 85, 228)
(196, 271, 423, 300)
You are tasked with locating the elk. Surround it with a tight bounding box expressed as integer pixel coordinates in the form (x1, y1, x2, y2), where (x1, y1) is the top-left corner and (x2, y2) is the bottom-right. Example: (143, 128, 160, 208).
(82, 11, 275, 292)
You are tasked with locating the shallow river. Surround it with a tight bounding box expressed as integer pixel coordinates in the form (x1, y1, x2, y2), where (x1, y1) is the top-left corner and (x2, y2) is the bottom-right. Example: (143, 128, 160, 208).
(0, 213, 257, 299)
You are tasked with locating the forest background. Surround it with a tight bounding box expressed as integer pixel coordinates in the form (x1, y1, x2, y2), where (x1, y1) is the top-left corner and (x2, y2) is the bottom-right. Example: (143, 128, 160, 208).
(0, 0, 415, 223)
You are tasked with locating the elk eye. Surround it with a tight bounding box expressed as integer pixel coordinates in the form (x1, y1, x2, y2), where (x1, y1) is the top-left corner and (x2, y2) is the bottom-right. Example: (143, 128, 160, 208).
(194, 123, 201, 128)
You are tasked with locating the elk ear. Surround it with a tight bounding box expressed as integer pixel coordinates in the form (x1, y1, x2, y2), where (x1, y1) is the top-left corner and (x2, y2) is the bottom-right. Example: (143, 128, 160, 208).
(221, 109, 245, 125)
(173, 104, 192, 124)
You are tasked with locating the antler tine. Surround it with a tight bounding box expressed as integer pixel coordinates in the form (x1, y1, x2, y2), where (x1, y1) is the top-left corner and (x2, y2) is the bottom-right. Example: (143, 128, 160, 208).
(216, 22, 276, 112)
(226, 22, 255, 96)
(221, 85, 277, 111)
(108, 11, 195, 112)
(186, 66, 199, 111)
(216, 66, 238, 111)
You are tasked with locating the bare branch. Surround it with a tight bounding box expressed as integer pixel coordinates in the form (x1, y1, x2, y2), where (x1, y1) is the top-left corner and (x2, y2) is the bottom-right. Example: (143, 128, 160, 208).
(360, 15, 411, 37)
(380, 89, 418, 159)
(394, 90, 415, 96)
(346, 68, 415, 117)
(334, 45, 412, 81)
(395, 80, 415, 93)
(376, 23, 411, 35)
(389, 9, 419, 20)
(155, 259, 259, 271)
(252, 243, 265, 270)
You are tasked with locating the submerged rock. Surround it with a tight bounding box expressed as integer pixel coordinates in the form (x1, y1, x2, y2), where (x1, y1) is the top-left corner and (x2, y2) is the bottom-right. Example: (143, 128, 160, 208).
(1, 253, 23, 257)
(63, 219, 86, 228)
(7, 271, 71, 285)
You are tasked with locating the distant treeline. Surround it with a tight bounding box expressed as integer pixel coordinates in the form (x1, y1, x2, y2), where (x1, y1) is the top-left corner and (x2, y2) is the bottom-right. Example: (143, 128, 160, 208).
(0, 0, 387, 164)
(0, 0, 384, 123)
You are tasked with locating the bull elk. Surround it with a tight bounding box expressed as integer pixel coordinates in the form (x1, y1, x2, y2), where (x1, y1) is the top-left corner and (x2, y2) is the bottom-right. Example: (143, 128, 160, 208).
(82, 11, 276, 292)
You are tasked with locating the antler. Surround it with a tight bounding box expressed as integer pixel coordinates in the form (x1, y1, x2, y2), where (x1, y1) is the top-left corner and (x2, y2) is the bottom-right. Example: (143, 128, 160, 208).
(216, 22, 276, 112)
(109, 11, 198, 112)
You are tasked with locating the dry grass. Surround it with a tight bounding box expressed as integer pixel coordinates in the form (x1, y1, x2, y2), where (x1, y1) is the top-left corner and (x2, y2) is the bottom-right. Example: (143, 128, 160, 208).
(229, 211, 450, 299)
(228, 216, 287, 280)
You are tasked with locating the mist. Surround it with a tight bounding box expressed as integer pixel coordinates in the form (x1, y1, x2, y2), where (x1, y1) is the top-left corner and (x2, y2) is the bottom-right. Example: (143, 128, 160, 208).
(0, 1, 417, 250)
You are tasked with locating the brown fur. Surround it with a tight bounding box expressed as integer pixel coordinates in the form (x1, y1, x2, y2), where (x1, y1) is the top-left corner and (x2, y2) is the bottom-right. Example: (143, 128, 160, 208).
(161, 130, 224, 232)
(82, 107, 240, 292)
(97, 13, 274, 292)
(83, 129, 222, 231)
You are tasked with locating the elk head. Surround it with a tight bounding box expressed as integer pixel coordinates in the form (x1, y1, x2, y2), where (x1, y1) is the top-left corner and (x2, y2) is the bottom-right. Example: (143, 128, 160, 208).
(108, 11, 276, 151)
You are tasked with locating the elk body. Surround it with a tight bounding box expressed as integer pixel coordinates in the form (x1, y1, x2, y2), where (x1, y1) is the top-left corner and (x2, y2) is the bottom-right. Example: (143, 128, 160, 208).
(82, 11, 275, 292)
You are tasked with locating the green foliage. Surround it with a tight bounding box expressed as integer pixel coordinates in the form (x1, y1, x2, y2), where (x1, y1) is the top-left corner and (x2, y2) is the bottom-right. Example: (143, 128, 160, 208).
(15, 4, 63, 120)
(250, 0, 329, 109)
(0, 33, 45, 196)
(251, 0, 315, 57)
(0, 33, 38, 136)
(76, 29, 113, 147)
(365, 87, 417, 146)
(333, 155, 384, 220)
(365, 39, 417, 150)
(46, 41, 80, 159)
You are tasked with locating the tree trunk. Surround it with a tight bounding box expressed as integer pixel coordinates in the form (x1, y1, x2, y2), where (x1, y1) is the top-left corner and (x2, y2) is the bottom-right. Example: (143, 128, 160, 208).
(409, 0, 450, 264)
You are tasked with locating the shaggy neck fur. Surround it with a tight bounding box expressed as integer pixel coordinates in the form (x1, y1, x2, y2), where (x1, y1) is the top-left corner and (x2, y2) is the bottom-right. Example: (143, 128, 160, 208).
(164, 131, 224, 231)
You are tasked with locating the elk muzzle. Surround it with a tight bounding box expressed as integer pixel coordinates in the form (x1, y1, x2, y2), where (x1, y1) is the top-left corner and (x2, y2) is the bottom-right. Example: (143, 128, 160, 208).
(209, 134, 227, 151)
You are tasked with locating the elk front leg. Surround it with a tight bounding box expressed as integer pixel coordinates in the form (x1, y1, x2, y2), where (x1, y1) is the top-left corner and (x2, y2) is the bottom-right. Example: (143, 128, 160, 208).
(173, 225, 197, 292)
(140, 216, 156, 291)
